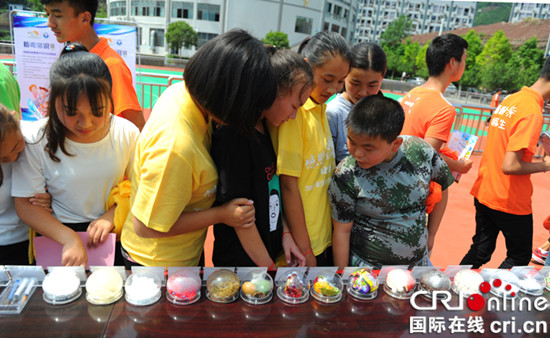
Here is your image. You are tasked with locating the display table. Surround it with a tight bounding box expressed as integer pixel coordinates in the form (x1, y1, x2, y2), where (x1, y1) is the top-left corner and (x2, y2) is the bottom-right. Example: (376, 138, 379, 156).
(2, 287, 549, 337)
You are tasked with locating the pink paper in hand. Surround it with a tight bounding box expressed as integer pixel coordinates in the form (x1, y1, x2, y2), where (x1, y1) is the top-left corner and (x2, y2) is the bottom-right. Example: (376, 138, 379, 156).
(33, 232, 115, 269)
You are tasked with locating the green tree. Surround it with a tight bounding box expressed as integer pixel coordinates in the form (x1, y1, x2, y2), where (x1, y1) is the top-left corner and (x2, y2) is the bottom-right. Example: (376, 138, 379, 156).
(476, 30, 513, 90)
(400, 38, 420, 76)
(261, 31, 289, 49)
(379, 15, 412, 48)
(476, 30, 512, 69)
(96, 4, 107, 19)
(27, 0, 43, 11)
(506, 37, 545, 90)
(165, 21, 198, 56)
(460, 30, 483, 88)
(414, 41, 430, 80)
(380, 15, 412, 78)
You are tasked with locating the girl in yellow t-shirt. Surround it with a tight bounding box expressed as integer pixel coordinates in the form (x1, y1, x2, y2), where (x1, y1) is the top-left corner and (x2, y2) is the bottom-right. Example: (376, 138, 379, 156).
(270, 32, 351, 266)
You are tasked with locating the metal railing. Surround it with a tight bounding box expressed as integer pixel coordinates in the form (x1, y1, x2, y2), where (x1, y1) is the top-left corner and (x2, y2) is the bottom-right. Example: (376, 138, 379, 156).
(0, 59, 183, 112)
(453, 103, 550, 158)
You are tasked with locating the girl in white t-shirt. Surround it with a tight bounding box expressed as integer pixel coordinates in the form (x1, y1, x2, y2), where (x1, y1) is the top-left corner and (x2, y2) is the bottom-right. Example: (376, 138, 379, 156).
(12, 45, 139, 266)
(0, 105, 51, 265)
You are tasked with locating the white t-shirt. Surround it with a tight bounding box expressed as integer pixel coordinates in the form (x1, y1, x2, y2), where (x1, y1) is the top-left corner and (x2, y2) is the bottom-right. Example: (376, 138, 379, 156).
(0, 162, 28, 245)
(12, 116, 139, 224)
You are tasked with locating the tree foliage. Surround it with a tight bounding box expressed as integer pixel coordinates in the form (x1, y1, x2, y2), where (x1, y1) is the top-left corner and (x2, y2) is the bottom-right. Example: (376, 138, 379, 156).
(165, 21, 198, 55)
(383, 27, 545, 92)
(28, 0, 43, 11)
(261, 31, 289, 49)
(460, 30, 483, 88)
(96, 4, 107, 19)
(414, 41, 430, 80)
(380, 15, 412, 49)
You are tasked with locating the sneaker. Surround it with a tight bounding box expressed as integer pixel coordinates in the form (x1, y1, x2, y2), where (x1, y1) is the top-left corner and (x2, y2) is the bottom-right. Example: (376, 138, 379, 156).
(531, 248, 548, 265)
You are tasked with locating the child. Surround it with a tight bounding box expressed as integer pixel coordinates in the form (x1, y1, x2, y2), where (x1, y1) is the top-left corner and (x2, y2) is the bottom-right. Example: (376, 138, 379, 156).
(0, 105, 51, 265)
(327, 42, 387, 164)
(269, 31, 351, 266)
(329, 95, 454, 270)
(120, 29, 277, 267)
(12, 45, 139, 266)
(211, 49, 313, 268)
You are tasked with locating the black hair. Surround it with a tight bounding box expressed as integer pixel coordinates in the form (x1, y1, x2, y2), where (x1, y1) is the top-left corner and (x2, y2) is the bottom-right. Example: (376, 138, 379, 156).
(345, 95, 404, 143)
(269, 49, 314, 99)
(426, 33, 468, 77)
(0, 104, 19, 186)
(540, 56, 550, 81)
(184, 29, 276, 137)
(350, 42, 387, 74)
(43, 43, 112, 161)
(40, 0, 98, 24)
(297, 31, 351, 69)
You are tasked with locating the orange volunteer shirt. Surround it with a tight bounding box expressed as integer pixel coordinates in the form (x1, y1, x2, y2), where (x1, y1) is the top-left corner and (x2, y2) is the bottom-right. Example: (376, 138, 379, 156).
(471, 86, 544, 215)
(90, 37, 142, 116)
(400, 87, 456, 142)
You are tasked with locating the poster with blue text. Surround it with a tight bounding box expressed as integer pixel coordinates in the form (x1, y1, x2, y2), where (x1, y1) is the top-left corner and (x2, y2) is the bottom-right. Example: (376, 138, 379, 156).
(12, 14, 138, 121)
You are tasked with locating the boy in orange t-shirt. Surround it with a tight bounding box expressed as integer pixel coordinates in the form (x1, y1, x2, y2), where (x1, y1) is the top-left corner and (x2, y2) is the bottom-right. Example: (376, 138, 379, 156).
(461, 57, 550, 268)
(41, 0, 144, 130)
(401, 34, 473, 175)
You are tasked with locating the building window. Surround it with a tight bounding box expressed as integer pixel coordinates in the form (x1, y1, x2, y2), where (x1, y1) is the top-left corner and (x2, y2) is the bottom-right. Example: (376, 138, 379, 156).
(295, 16, 312, 34)
(197, 4, 220, 22)
(331, 24, 340, 33)
(131, 1, 165, 17)
(326, 2, 332, 14)
(173, 2, 193, 19)
(198, 32, 217, 47)
(150, 28, 164, 47)
(110, 1, 126, 16)
(341, 27, 347, 38)
(324, 22, 330, 31)
(334, 5, 342, 17)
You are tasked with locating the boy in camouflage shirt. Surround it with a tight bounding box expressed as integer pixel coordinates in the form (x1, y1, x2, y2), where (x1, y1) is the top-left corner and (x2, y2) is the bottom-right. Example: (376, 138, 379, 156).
(329, 96, 454, 269)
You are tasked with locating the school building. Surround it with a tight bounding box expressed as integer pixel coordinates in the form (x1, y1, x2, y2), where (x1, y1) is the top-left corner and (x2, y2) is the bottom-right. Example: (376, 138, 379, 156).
(106, 0, 360, 56)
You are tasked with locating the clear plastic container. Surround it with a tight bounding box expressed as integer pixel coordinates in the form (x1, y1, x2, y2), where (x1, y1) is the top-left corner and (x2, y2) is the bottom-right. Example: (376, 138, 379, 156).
(240, 270, 273, 305)
(418, 270, 451, 299)
(347, 268, 379, 301)
(276, 271, 309, 304)
(310, 271, 343, 304)
(125, 271, 162, 306)
(489, 270, 520, 299)
(518, 277, 544, 296)
(206, 269, 240, 303)
(451, 269, 484, 298)
(0, 278, 38, 314)
(85, 269, 124, 305)
(383, 268, 415, 300)
(43, 270, 82, 305)
(166, 269, 201, 305)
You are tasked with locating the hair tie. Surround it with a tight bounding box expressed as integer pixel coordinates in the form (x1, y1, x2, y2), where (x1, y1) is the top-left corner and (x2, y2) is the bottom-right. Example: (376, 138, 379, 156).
(65, 44, 75, 51)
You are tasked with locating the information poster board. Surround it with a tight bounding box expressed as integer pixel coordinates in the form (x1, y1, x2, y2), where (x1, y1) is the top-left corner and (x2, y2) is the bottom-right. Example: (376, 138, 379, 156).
(12, 13, 138, 121)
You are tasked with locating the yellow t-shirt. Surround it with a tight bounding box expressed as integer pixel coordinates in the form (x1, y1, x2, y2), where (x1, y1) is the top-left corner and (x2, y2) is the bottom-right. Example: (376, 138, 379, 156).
(121, 82, 217, 266)
(270, 98, 335, 255)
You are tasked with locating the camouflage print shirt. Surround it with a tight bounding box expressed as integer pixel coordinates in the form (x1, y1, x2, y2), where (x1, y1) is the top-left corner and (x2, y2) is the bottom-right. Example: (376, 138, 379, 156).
(328, 135, 454, 269)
